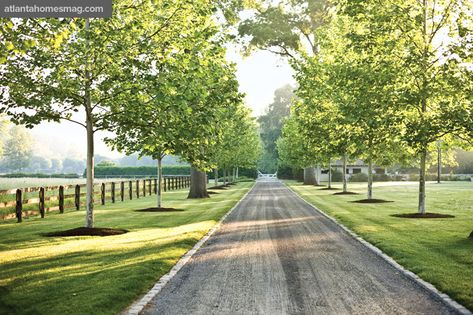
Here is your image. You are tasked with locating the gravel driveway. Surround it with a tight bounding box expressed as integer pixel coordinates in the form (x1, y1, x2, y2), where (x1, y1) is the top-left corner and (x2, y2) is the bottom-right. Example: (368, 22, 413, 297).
(142, 181, 459, 315)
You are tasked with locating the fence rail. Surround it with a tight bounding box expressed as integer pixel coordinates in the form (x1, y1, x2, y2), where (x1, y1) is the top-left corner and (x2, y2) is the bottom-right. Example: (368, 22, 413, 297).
(0, 176, 191, 222)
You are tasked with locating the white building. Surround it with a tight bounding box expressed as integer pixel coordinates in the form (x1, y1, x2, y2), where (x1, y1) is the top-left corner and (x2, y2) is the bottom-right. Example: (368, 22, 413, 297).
(318, 159, 387, 181)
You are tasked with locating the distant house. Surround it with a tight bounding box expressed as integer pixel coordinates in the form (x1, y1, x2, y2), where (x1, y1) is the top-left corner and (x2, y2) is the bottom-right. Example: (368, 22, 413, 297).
(318, 159, 387, 181)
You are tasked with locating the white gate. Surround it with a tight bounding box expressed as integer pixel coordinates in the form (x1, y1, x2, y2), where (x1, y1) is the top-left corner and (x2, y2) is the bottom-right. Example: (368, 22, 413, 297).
(257, 170, 278, 181)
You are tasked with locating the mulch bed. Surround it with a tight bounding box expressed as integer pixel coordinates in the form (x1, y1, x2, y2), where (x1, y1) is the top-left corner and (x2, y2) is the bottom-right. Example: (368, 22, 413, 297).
(208, 186, 227, 190)
(208, 191, 219, 195)
(319, 187, 340, 191)
(44, 227, 129, 237)
(391, 213, 455, 219)
(469, 231, 473, 239)
(333, 191, 359, 195)
(136, 207, 184, 212)
(352, 199, 394, 204)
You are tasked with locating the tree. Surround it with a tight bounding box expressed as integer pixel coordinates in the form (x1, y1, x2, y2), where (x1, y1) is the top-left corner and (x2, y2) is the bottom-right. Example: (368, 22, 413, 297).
(258, 84, 293, 173)
(343, 0, 468, 212)
(0, 0, 200, 227)
(1, 125, 33, 172)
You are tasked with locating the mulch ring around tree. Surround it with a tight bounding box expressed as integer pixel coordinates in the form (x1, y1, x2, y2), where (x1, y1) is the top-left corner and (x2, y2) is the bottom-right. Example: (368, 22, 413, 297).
(333, 191, 359, 195)
(44, 227, 129, 237)
(136, 207, 184, 212)
(208, 191, 219, 195)
(352, 199, 394, 204)
(391, 213, 455, 219)
(469, 231, 473, 239)
(208, 186, 228, 190)
(319, 187, 340, 191)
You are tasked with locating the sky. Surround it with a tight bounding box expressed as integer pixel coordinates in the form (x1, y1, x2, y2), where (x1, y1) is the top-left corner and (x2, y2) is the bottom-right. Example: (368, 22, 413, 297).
(31, 48, 295, 160)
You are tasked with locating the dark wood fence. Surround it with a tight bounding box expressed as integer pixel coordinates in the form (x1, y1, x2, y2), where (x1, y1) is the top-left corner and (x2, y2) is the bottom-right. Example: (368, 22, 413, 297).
(0, 176, 191, 222)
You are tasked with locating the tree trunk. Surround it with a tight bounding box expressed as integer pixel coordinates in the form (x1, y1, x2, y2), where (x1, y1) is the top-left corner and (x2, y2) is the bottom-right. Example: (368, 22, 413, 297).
(84, 18, 94, 229)
(157, 158, 162, 208)
(303, 167, 317, 185)
(437, 141, 442, 184)
(223, 168, 227, 185)
(236, 167, 239, 179)
(418, 149, 427, 214)
(214, 168, 218, 186)
(328, 159, 332, 189)
(342, 154, 348, 193)
(315, 164, 321, 185)
(188, 167, 209, 199)
(367, 159, 373, 200)
(232, 167, 236, 182)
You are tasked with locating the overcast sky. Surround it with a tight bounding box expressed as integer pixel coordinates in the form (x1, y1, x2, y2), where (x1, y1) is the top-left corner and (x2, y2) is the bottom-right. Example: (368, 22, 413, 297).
(31, 48, 295, 160)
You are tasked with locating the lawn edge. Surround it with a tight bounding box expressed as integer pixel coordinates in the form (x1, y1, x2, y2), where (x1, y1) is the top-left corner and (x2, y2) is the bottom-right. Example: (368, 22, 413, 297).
(284, 182, 472, 315)
(123, 182, 256, 315)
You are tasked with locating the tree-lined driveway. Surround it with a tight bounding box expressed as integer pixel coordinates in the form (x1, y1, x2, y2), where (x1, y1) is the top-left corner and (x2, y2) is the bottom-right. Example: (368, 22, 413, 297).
(143, 181, 458, 315)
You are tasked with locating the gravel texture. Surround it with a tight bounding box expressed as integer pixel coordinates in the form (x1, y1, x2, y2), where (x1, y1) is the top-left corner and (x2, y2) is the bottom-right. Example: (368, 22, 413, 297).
(142, 181, 460, 315)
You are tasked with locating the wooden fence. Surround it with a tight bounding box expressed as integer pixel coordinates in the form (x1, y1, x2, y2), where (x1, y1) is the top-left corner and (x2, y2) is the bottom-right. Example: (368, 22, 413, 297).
(0, 176, 191, 222)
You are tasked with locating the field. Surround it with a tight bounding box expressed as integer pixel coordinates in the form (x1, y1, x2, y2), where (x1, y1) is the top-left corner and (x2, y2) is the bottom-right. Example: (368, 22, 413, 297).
(286, 180, 473, 311)
(0, 181, 253, 315)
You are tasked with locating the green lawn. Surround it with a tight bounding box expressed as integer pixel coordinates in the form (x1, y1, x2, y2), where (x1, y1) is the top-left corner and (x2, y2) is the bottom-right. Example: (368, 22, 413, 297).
(0, 182, 253, 315)
(286, 180, 473, 311)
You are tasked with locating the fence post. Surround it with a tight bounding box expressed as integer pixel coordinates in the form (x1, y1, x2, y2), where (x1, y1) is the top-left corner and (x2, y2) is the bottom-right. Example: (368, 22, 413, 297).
(111, 182, 116, 203)
(15, 189, 22, 223)
(129, 181, 133, 200)
(149, 179, 152, 195)
(154, 178, 158, 194)
(167, 178, 170, 191)
(39, 187, 45, 218)
(174, 177, 177, 190)
(75, 185, 80, 210)
(59, 186, 64, 213)
(142, 180, 146, 197)
(136, 180, 140, 198)
(101, 183, 105, 205)
(121, 182, 125, 202)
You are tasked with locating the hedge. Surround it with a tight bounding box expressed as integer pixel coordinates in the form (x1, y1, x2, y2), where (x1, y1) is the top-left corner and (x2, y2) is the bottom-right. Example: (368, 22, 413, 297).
(0, 173, 80, 178)
(89, 166, 191, 177)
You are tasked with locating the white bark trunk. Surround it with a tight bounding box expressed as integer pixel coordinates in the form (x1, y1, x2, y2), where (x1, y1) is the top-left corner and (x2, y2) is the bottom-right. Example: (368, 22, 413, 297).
(315, 164, 320, 185)
(437, 142, 442, 184)
(342, 154, 348, 193)
(84, 18, 94, 229)
(418, 149, 427, 214)
(328, 159, 332, 189)
(214, 168, 218, 186)
(368, 159, 373, 200)
(236, 167, 239, 179)
(157, 158, 162, 208)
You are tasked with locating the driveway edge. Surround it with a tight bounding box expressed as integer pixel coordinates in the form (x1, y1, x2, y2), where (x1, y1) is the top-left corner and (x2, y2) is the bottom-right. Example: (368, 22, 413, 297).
(284, 182, 471, 315)
(123, 182, 256, 315)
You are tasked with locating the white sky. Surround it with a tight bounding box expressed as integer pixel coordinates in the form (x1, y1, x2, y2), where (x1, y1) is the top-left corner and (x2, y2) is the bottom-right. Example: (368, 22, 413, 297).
(31, 48, 295, 160)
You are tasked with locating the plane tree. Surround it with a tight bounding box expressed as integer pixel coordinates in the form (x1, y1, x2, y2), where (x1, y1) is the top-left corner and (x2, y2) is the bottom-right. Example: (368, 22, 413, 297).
(0, 0, 211, 228)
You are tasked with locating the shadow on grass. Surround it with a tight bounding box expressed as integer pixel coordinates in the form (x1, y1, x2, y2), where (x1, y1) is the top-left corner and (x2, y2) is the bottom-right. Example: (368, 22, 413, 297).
(44, 227, 129, 237)
(390, 213, 455, 219)
(333, 191, 359, 195)
(352, 199, 394, 204)
(0, 238, 198, 315)
(135, 208, 184, 212)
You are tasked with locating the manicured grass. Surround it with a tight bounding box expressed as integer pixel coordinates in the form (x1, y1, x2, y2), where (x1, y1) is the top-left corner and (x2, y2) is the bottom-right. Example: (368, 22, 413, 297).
(286, 180, 473, 311)
(0, 182, 253, 315)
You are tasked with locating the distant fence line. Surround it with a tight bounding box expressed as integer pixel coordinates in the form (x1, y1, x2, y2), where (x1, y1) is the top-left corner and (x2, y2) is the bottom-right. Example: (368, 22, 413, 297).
(0, 176, 191, 222)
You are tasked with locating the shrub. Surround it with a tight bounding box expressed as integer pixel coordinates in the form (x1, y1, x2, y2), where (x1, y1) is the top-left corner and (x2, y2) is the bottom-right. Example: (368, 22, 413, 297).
(350, 173, 368, 182)
(90, 166, 191, 177)
(331, 169, 343, 182)
(373, 174, 391, 182)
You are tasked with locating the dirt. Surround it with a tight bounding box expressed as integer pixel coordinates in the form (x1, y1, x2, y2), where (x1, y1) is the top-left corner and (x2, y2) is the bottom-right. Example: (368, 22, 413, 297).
(333, 191, 359, 195)
(142, 182, 459, 315)
(319, 187, 340, 191)
(352, 199, 394, 204)
(391, 213, 455, 219)
(207, 191, 219, 195)
(208, 186, 227, 190)
(44, 227, 128, 237)
(469, 231, 473, 239)
(136, 208, 184, 212)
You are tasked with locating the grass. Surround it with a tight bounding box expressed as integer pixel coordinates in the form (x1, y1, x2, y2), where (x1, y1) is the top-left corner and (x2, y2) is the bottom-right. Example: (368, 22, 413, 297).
(286, 180, 473, 312)
(0, 181, 253, 315)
